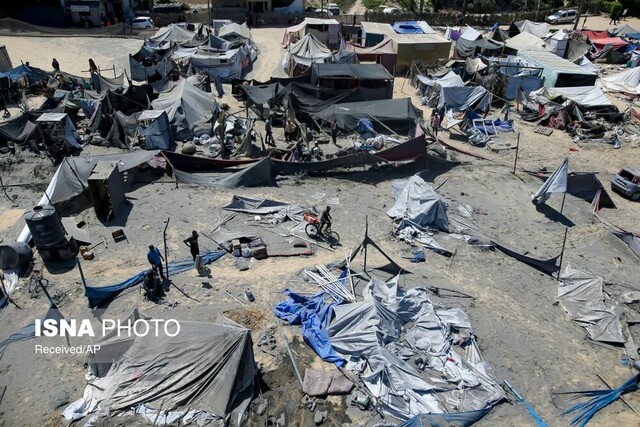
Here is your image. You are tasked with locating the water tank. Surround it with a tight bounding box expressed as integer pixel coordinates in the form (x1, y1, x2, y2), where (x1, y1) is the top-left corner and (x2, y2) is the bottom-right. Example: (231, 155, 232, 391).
(23, 205, 67, 249)
(0, 242, 32, 269)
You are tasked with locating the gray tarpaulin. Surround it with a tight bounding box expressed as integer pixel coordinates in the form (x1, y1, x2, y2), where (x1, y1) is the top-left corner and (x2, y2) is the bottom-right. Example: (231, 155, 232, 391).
(328, 277, 505, 422)
(532, 157, 568, 205)
(147, 24, 196, 45)
(313, 98, 421, 132)
(222, 195, 304, 217)
(91, 73, 125, 94)
(416, 70, 464, 88)
(129, 55, 171, 82)
(63, 311, 256, 426)
(387, 175, 449, 232)
(151, 79, 217, 140)
(558, 265, 624, 343)
(438, 86, 491, 112)
(172, 157, 273, 189)
(0, 305, 63, 360)
(138, 111, 173, 150)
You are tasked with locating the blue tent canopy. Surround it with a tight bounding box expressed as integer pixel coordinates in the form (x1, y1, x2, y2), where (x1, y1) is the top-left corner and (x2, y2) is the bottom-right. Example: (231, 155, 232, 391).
(392, 21, 424, 34)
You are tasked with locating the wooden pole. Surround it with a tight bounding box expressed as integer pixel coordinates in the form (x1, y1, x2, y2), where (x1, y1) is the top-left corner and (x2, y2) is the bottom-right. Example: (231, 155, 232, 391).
(556, 228, 568, 281)
(512, 133, 520, 174)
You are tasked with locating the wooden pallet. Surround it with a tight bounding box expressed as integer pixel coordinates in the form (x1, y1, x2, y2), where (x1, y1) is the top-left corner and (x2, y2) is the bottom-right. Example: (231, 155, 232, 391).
(534, 126, 553, 136)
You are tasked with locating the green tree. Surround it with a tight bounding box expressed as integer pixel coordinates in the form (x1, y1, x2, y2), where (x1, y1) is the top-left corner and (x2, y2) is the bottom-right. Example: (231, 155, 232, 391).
(363, 0, 385, 10)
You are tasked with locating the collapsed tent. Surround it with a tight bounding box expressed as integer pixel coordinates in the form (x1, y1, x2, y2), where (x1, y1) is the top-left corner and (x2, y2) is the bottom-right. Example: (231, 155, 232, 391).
(598, 67, 640, 95)
(558, 265, 624, 344)
(0, 304, 63, 360)
(63, 310, 256, 426)
(150, 79, 217, 140)
(172, 157, 274, 189)
(313, 98, 422, 132)
(387, 174, 449, 232)
(530, 86, 613, 108)
(137, 110, 174, 150)
(416, 70, 465, 88)
(327, 276, 505, 422)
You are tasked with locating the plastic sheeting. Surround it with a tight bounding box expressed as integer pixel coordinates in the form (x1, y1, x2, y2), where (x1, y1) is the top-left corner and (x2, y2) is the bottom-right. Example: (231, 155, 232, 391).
(172, 157, 274, 189)
(505, 32, 551, 52)
(328, 276, 505, 422)
(416, 70, 464, 88)
(313, 98, 422, 131)
(222, 195, 303, 216)
(274, 290, 345, 365)
(492, 241, 560, 275)
(0, 305, 63, 360)
(532, 157, 568, 205)
(438, 86, 491, 112)
(511, 20, 549, 38)
(530, 86, 613, 107)
(151, 79, 217, 140)
(138, 111, 174, 150)
(387, 175, 449, 232)
(558, 265, 624, 343)
(598, 67, 640, 95)
(91, 72, 125, 94)
(63, 310, 256, 427)
(129, 51, 172, 82)
(286, 33, 332, 70)
(84, 250, 226, 308)
(190, 48, 244, 81)
(392, 21, 435, 35)
(310, 63, 393, 82)
(147, 24, 197, 46)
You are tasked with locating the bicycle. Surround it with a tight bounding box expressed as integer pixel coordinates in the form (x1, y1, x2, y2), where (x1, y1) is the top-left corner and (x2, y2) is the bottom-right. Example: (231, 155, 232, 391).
(303, 213, 340, 245)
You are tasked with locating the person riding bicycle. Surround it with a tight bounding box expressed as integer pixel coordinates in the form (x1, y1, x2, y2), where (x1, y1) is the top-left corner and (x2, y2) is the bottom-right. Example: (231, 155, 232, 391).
(317, 206, 332, 235)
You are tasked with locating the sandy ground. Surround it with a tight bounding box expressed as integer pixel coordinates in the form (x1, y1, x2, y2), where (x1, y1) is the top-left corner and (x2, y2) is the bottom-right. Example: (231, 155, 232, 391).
(0, 17, 639, 427)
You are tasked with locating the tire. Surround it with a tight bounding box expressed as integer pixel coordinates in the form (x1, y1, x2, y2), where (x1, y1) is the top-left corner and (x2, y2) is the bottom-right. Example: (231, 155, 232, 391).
(327, 231, 340, 244)
(305, 223, 319, 238)
(631, 192, 640, 201)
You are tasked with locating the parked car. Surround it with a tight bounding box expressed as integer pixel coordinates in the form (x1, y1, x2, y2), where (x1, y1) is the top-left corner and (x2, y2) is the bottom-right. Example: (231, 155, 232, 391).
(310, 8, 333, 18)
(611, 167, 640, 201)
(383, 7, 400, 14)
(131, 16, 154, 28)
(545, 10, 577, 24)
(327, 3, 340, 15)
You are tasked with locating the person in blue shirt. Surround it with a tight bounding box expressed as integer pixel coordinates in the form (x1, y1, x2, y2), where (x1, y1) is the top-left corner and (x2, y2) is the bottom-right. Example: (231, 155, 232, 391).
(147, 245, 165, 280)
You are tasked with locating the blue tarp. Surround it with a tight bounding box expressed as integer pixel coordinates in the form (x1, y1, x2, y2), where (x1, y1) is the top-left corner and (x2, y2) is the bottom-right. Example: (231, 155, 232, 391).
(468, 109, 514, 134)
(398, 406, 494, 427)
(393, 22, 423, 34)
(84, 249, 226, 308)
(505, 75, 544, 100)
(273, 289, 346, 366)
(0, 305, 63, 360)
(138, 112, 174, 150)
(0, 64, 50, 83)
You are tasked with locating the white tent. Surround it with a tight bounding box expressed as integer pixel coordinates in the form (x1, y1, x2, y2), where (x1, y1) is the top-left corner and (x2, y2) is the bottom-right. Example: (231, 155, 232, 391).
(530, 86, 613, 107)
(505, 32, 551, 52)
(512, 20, 549, 38)
(598, 67, 640, 95)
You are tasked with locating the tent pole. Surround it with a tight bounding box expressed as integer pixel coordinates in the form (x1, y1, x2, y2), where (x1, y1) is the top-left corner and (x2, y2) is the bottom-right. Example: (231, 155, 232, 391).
(363, 216, 368, 273)
(163, 217, 170, 280)
(0, 175, 13, 203)
(76, 257, 88, 289)
(559, 191, 567, 216)
(512, 132, 520, 174)
(556, 228, 568, 281)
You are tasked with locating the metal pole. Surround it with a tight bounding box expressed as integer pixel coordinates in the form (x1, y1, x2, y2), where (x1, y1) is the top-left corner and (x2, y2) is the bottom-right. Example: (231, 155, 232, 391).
(513, 133, 520, 174)
(280, 328, 303, 387)
(573, 0, 586, 31)
(559, 191, 567, 216)
(208, 0, 211, 26)
(77, 257, 87, 288)
(556, 228, 568, 281)
(163, 217, 170, 280)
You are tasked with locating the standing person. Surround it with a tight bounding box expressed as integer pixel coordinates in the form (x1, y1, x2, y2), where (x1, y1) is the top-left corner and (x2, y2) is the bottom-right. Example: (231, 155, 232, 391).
(52, 58, 60, 71)
(183, 230, 200, 262)
(147, 245, 166, 280)
(331, 120, 338, 145)
(622, 8, 628, 20)
(431, 111, 441, 137)
(284, 118, 296, 142)
(265, 116, 274, 146)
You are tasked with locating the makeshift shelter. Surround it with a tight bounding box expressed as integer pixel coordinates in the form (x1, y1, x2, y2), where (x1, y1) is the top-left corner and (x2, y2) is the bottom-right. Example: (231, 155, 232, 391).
(438, 85, 491, 112)
(310, 63, 394, 100)
(360, 21, 396, 47)
(218, 23, 252, 44)
(518, 49, 597, 87)
(344, 37, 397, 74)
(284, 33, 333, 77)
(505, 33, 551, 53)
(129, 46, 172, 82)
(598, 67, 640, 95)
(313, 98, 422, 133)
(393, 34, 452, 71)
(387, 174, 449, 232)
(63, 310, 257, 426)
(508, 20, 549, 38)
(282, 18, 341, 47)
(416, 70, 465, 88)
(545, 30, 569, 58)
(611, 24, 640, 39)
(145, 24, 197, 49)
(36, 113, 82, 151)
(455, 26, 504, 58)
(190, 48, 246, 81)
(137, 110, 174, 150)
(151, 79, 217, 140)
(579, 30, 629, 51)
